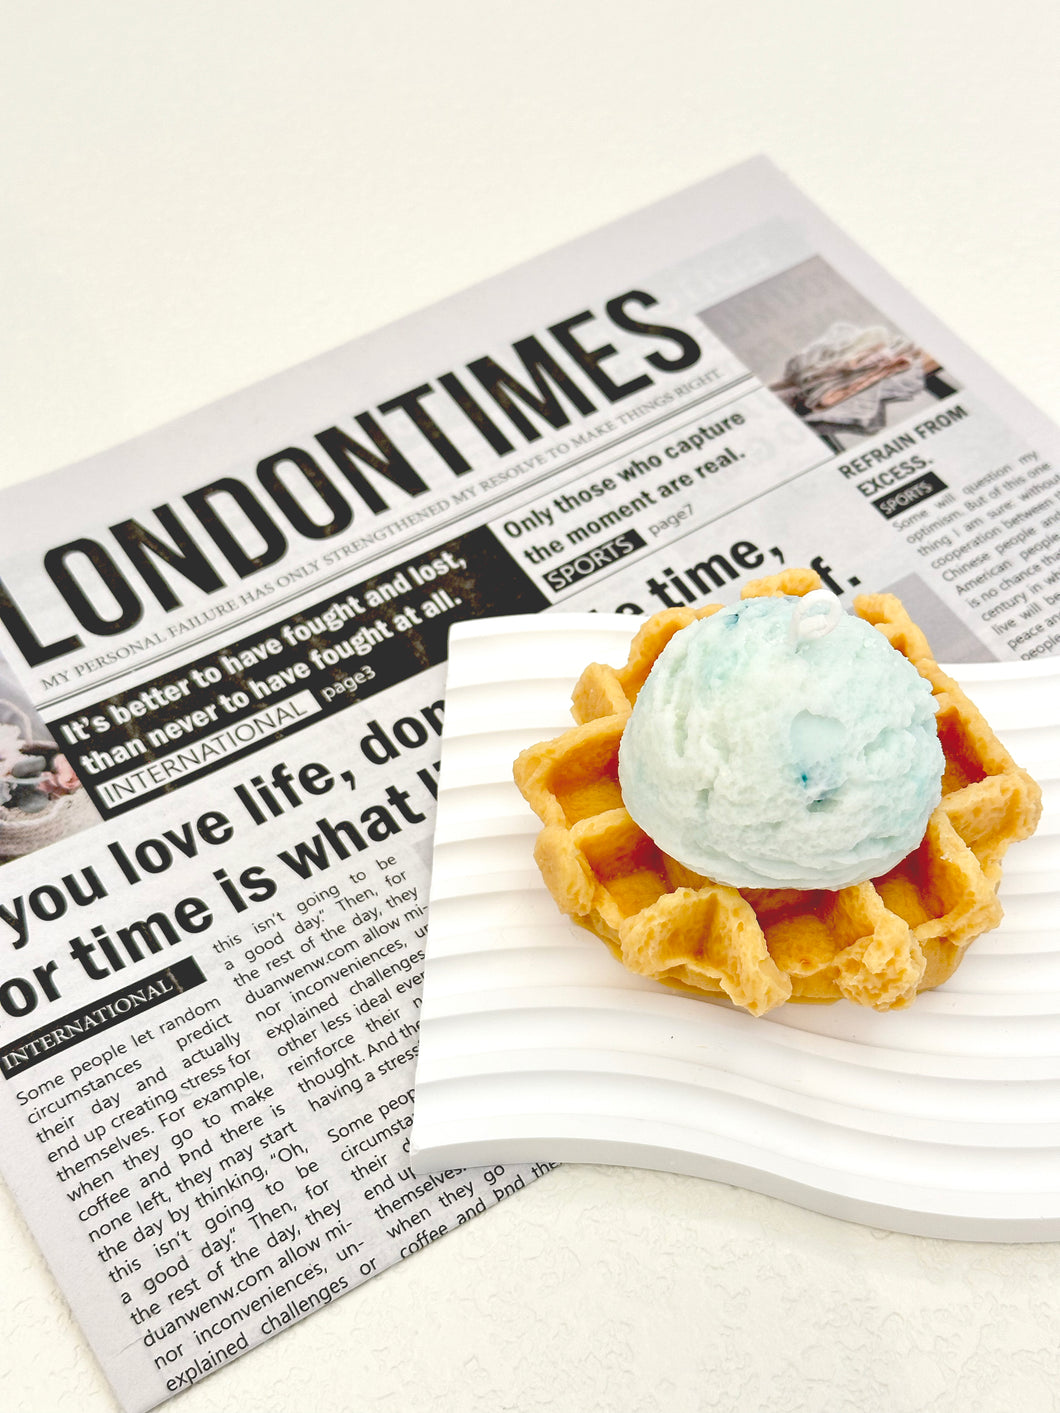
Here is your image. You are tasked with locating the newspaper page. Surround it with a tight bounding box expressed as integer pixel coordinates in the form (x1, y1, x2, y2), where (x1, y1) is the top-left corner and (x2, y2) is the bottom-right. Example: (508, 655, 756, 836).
(0, 157, 1057, 1411)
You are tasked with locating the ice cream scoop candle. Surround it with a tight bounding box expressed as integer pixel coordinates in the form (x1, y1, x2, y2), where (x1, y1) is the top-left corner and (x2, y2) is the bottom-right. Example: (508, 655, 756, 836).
(617, 590, 945, 890)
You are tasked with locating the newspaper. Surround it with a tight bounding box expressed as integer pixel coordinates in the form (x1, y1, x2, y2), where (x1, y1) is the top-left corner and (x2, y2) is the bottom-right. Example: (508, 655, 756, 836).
(0, 157, 1057, 1411)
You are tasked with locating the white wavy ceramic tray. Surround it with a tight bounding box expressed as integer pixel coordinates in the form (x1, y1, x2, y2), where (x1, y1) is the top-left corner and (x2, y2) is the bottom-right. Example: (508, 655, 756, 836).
(409, 615, 1060, 1241)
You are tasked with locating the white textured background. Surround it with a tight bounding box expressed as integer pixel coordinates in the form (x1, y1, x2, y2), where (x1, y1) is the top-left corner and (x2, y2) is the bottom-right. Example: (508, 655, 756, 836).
(2, 3, 1060, 1410)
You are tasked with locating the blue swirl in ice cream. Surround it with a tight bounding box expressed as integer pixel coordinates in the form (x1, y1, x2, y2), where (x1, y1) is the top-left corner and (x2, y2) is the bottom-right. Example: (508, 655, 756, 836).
(617, 594, 944, 890)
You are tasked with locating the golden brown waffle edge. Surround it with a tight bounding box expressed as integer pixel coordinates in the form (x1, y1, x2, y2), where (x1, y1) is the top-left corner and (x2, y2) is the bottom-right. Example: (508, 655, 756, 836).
(513, 568, 1042, 1017)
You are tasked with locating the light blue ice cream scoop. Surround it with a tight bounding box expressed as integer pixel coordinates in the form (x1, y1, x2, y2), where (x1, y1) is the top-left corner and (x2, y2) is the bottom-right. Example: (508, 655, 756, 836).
(617, 593, 944, 890)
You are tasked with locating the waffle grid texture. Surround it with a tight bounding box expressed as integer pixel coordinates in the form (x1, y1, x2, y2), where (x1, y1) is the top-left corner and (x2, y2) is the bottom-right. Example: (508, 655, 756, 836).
(514, 569, 1041, 1016)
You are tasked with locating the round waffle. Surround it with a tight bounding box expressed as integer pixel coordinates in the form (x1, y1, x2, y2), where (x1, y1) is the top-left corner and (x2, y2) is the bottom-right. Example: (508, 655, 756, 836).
(513, 569, 1042, 1016)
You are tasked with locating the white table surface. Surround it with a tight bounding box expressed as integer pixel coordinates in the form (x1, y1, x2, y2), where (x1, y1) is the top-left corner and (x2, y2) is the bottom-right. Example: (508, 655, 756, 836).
(2, 4, 1060, 1410)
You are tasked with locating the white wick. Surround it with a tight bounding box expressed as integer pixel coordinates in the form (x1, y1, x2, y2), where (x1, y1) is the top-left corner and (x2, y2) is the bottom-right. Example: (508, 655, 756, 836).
(789, 589, 843, 649)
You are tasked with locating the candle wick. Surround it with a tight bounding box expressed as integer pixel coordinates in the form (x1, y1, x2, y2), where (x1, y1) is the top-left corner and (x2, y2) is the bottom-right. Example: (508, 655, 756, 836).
(789, 589, 843, 649)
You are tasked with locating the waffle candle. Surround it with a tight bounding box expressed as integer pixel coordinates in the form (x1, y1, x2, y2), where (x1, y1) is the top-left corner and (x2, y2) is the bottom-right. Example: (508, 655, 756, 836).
(617, 589, 945, 890)
(514, 569, 1042, 1015)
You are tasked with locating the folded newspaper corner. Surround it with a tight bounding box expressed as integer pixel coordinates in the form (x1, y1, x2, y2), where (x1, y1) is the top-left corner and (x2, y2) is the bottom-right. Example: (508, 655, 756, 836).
(0, 155, 1056, 1410)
